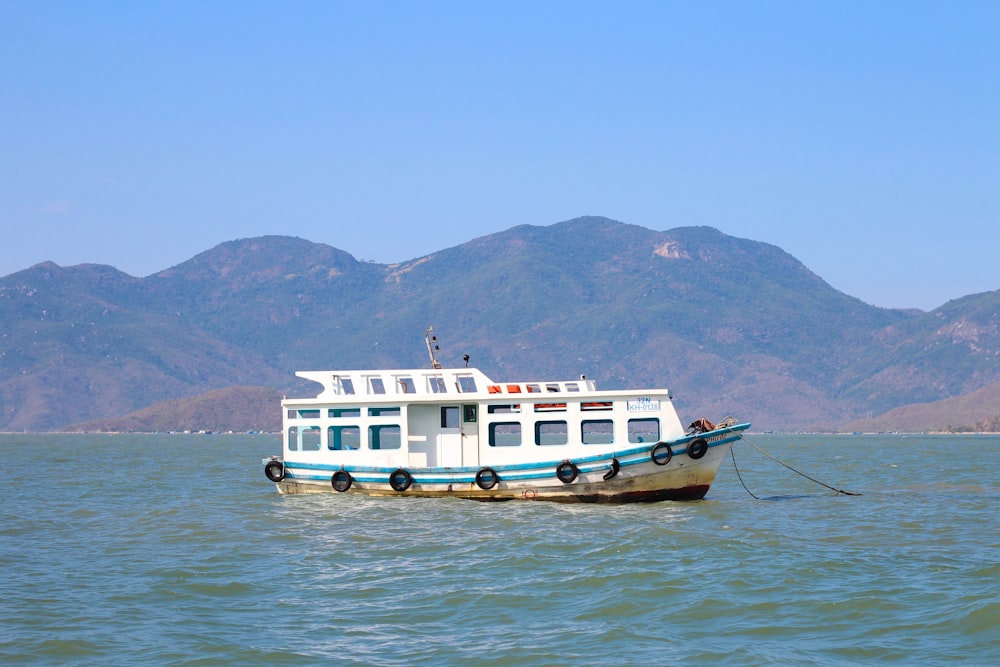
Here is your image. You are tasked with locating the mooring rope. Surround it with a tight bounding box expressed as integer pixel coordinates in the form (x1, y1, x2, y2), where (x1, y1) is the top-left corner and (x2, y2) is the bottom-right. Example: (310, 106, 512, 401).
(721, 426, 861, 498)
(729, 445, 760, 499)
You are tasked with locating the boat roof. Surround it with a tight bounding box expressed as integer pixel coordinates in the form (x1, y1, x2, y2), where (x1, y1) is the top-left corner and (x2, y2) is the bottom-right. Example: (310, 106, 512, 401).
(290, 367, 667, 403)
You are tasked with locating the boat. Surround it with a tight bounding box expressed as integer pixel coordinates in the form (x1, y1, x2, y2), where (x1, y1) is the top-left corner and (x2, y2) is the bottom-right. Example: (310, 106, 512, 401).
(262, 330, 750, 502)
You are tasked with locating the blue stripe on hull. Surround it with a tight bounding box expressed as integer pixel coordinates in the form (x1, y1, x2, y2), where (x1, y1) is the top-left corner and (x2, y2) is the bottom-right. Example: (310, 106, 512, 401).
(277, 425, 749, 493)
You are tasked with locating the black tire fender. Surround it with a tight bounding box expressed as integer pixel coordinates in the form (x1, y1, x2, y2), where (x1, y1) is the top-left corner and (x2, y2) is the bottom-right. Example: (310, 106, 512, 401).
(688, 437, 709, 460)
(264, 460, 285, 482)
(331, 469, 353, 492)
(603, 457, 621, 481)
(556, 460, 579, 484)
(389, 468, 412, 492)
(475, 467, 499, 490)
(650, 442, 672, 466)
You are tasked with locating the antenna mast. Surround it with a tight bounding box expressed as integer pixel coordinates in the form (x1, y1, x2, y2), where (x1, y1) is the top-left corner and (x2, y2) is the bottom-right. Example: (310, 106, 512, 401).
(425, 326, 442, 369)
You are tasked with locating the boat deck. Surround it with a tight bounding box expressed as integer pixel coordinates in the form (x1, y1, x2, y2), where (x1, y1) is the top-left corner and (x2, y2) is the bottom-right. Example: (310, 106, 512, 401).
(292, 367, 622, 403)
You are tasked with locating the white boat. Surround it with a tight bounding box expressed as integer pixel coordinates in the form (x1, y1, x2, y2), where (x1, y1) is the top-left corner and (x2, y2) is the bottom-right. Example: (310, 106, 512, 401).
(263, 331, 749, 502)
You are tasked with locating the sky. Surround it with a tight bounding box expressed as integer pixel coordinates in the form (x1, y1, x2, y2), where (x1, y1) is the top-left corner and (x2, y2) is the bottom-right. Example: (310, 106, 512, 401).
(1, 1, 997, 311)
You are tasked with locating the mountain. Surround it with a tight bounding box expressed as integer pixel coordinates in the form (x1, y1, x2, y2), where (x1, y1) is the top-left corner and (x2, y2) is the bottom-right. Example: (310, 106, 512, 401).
(0, 261, 283, 431)
(63, 386, 282, 433)
(2, 217, 998, 432)
(841, 381, 1000, 433)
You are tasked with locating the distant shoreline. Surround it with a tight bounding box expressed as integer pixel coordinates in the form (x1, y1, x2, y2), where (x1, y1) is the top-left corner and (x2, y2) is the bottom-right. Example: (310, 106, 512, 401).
(4, 430, 998, 436)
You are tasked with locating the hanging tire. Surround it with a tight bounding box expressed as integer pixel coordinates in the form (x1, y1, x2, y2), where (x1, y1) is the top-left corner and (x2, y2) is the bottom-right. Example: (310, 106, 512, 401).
(650, 442, 672, 466)
(688, 438, 708, 460)
(602, 457, 620, 481)
(556, 460, 579, 484)
(389, 468, 412, 492)
(475, 467, 499, 490)
(264, 460, 285, 482)
(331, 469, 353, 492)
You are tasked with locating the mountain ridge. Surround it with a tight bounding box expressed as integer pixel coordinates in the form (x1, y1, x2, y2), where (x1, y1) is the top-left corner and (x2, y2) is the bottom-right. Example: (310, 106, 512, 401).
(2, 216, 997, 432)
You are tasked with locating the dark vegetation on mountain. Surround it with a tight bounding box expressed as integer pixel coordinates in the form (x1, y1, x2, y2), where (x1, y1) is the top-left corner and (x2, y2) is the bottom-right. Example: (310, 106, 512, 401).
(2, 218, 998, 432)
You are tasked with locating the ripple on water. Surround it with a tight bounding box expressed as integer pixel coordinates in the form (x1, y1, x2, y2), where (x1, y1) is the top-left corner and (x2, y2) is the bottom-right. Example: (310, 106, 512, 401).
(1, 433, 998, 666)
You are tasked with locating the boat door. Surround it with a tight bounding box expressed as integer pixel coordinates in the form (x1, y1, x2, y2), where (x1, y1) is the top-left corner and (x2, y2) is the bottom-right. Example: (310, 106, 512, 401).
(461, 403, 479, 467)
(439, 406, 462, 467)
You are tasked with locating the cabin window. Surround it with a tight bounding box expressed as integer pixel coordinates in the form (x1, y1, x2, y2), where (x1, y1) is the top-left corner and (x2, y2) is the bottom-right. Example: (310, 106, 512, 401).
(489, 422, 522, 447)
(488, 404, 521, 414)
(287, 409, 297, 420)
(581, 402, 613, 411)
(535, 421, 568, 446)
(329, 408, 361, 418)
(368, 377, 386, 394)
(441, 406, 459, 428)
(457, 376, 477, 392)
(298, 409, 320, 419)
(628, 418, 660, 444)
(582, 419, 614, 445)
(463, 404, 478, 422)
(328, 425, 360, 450)
(369, 424, 401, 450)
(428, 376, 447, 393)
(369, 406, 401, 416)
(397, 377, 415, 394)
(533, 402, 567, 412)
(301, 426, 321, 451)
(337, 377, 356, 395)
(287, 426, 299, 451)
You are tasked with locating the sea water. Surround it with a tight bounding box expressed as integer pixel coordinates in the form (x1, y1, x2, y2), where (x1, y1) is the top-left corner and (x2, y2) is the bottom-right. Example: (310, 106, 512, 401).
(0, 433, 996, 666)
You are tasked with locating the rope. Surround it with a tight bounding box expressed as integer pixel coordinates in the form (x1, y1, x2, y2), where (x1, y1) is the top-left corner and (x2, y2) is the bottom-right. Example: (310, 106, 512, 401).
(729, 445, 759, 499)
(718, 422, 861, 498)
(742, 435, 860, 496)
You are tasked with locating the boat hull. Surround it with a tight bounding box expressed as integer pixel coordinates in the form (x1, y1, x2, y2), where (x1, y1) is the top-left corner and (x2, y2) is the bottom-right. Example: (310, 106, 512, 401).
(269, 425, 747, 503)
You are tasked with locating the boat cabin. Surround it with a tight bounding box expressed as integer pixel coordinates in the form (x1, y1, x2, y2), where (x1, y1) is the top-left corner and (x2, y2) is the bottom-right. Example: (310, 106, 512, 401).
(282, 367, 685, 471)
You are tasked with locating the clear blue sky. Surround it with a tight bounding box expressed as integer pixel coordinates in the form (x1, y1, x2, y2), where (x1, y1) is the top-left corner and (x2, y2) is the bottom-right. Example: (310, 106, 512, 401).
(2, 1, 997, 310)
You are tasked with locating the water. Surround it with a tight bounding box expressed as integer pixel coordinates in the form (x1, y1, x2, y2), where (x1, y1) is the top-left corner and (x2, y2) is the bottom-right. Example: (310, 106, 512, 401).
(1, 433, 996, 665)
